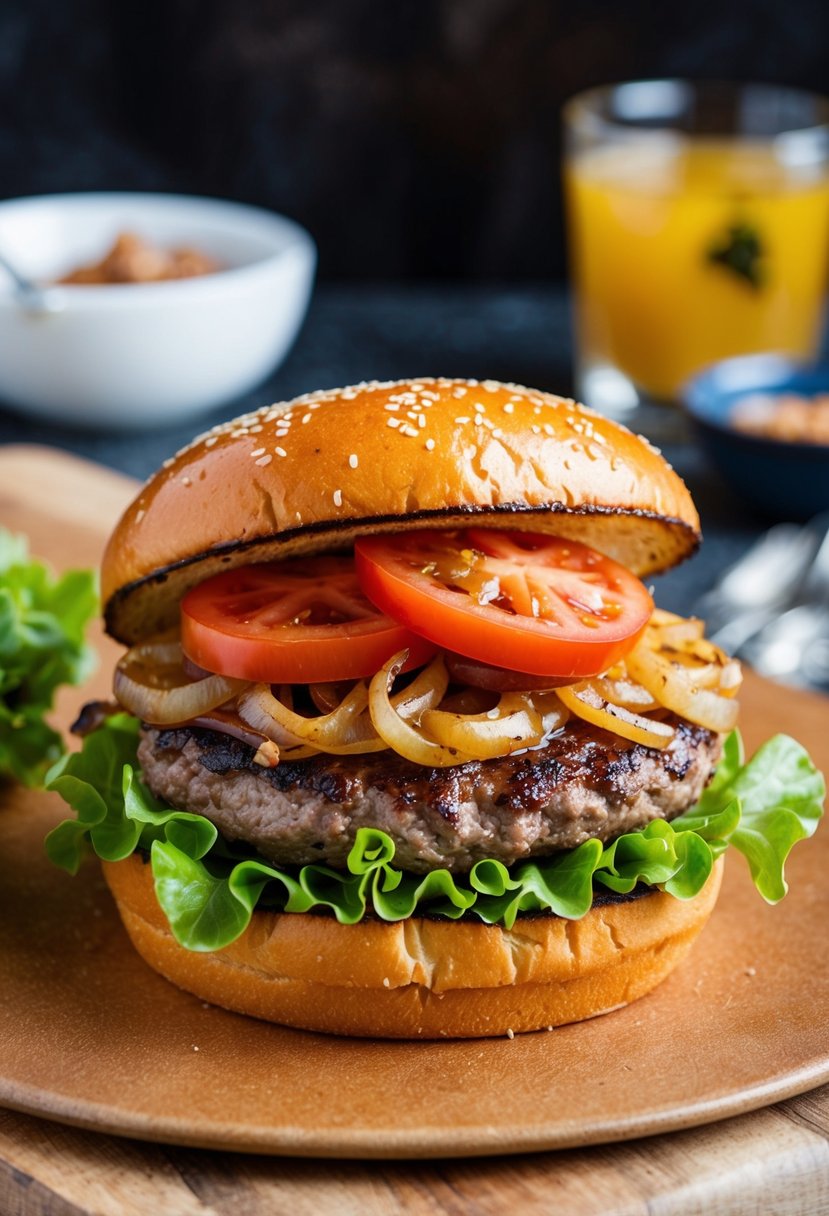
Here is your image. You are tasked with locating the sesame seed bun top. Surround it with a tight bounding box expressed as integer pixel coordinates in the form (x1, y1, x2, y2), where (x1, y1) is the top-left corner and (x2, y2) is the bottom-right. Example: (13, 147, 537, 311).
(102, 378, 700, 644)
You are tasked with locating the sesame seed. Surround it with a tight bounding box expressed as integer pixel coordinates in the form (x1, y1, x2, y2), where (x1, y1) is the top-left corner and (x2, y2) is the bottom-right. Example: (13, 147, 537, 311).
(492, 428, 503, 439)
(385, 403, 400, 412)
(333, 489, 343, 506)
(452, 386, 468, 398)
(418, 414, 426, 427)
(544, 423, 555, 436)
(250, 425, 263, 433)
(251, 448, 266, 457)
(255, 455, 272, 467)
(275, 446, 287, 457)
(135, 508, 145, 523)
(387, 417, 401, 429)
(455, 416, 470, 424)
(204, 436, 218, 447)
(425, 438, 436, 451)
(400, 424, 418, 437)
(532, 425, 541, 434)
(506, 1028, 515, 1040)
(302, 413, 313, 424)
(503, 403, 514, 414)
(349, 453, 359, 468)
(181, 476, 192, 487)
(275, 428, 289, 438)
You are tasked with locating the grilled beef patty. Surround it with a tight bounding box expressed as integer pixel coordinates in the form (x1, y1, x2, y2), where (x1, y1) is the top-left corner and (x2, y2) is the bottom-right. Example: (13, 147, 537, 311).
(138, 717, 721, 874)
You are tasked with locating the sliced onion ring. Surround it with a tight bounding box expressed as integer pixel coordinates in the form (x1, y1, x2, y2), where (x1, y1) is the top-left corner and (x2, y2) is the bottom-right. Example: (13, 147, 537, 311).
(591, 675, 659, 712)
(369, 651, 476, 767)
(114, 640, 247, 725)
(237, 681, 387, 754)
(557, 683, 675, 749)
(308, 682, 352, 714)
(532, 690, 570, 736)
(422, 692, 544, 760)
(390, 653, 449, 721)
(624, 643, 740, 734)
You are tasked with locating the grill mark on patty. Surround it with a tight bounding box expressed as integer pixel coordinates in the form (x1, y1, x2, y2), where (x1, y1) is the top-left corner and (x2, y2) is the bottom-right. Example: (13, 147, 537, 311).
(153, 716, 712, 820)
(143, 717, 722, 874)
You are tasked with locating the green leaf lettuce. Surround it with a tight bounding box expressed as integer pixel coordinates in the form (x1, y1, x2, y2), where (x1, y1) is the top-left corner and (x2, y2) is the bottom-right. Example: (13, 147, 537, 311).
(0, 529, 97, 786)
(45, 717, 824, 952)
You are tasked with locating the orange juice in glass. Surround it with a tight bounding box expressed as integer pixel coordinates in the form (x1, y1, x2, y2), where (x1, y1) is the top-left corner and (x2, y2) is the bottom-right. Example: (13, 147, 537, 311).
(564, 82, 829, 418)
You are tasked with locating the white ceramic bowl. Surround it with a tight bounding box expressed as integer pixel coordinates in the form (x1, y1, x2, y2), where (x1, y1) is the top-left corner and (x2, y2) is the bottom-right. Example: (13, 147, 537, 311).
(0, 193, 316, 428)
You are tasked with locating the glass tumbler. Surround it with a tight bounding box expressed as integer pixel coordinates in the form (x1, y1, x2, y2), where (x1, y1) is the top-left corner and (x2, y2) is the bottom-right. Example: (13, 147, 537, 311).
(563, 81, 829, 424)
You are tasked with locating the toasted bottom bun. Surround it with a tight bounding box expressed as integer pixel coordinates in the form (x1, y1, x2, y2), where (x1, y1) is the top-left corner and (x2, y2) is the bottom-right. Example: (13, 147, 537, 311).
(102, 854, 723, 1039)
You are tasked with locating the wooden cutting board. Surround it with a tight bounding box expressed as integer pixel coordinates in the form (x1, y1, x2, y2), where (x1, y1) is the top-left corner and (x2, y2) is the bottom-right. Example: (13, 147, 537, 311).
(1, 444, 829, 1215)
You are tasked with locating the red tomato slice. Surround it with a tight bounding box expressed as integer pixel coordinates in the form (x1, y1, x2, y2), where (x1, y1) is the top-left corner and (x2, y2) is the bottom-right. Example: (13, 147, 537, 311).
(180, 558, 436, 684)
(354, 529, 653, 679)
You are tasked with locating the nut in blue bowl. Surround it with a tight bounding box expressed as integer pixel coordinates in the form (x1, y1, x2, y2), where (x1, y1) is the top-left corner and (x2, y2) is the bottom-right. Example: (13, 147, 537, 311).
(683, 354, 829, 521)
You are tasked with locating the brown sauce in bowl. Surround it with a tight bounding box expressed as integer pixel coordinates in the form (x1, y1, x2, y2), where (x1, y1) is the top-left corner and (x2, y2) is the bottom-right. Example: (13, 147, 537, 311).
(58, 231, 219, 284)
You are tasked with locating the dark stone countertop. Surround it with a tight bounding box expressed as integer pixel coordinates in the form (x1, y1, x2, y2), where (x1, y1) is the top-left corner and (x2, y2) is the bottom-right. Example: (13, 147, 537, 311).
(0, 283, 764, 613)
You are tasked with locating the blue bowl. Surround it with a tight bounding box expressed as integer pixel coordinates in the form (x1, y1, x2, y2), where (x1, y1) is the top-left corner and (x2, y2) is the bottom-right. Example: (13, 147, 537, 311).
(683, 354, 829, 520)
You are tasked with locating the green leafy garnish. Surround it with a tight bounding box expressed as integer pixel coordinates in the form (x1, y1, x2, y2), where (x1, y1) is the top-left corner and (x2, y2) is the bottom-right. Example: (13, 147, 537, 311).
(0, 530, 97, 786)
(45, 718, 824, 952)
(707, 222, 765, 288)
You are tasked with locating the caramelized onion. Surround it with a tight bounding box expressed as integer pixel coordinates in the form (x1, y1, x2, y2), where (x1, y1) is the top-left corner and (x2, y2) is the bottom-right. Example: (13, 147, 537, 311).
(624, 643, 740, 734)
(191, 706, 276, 752)
(116, 600, 741, 767)
(623, 611, 742, 732)
(591, 675, 659, 712)
(237, 681, 386, 754)
(368, 652, 476, 767)
(422, 692, 544, 760)
(557, 683, 675, 749)
(532, 690, 571, 736)
(308, 682, 347, 714)
(114, 640, 246, 725)
(390, 653, 449, 720)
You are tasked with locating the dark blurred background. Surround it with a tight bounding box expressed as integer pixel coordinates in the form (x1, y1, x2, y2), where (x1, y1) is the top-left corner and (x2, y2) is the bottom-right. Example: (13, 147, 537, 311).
(5, 0, 829, 281)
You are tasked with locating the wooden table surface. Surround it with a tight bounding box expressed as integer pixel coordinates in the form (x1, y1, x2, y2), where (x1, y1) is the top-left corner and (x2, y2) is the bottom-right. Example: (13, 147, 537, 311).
(2, 445, 829, 1216)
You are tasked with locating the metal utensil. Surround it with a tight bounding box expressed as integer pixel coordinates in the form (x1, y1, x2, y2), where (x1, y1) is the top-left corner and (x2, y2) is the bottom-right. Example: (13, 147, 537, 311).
(741, 517, 829, 690)
(698, 522, 821, 652)
(0, 249, 64, 314)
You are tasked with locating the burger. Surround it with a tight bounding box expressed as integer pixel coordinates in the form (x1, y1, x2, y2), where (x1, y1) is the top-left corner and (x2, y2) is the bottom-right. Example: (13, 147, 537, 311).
(46, 378, 823, 1038)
